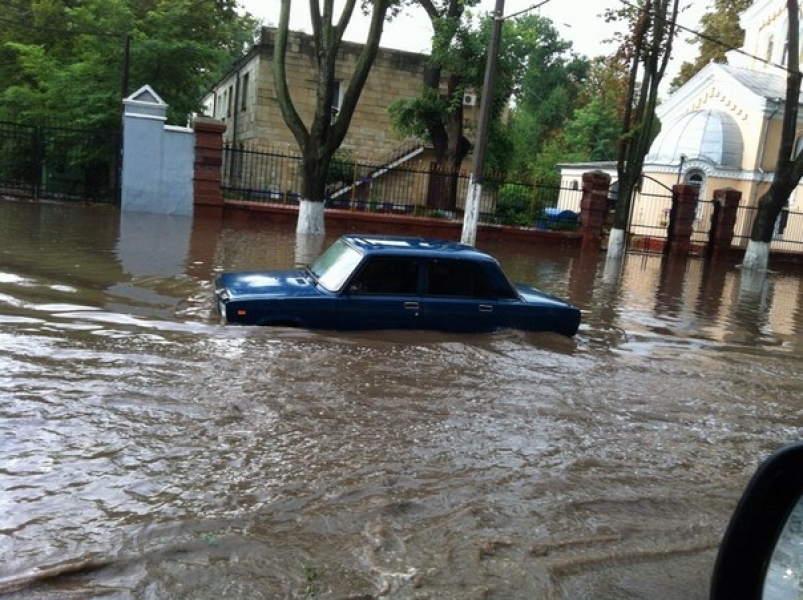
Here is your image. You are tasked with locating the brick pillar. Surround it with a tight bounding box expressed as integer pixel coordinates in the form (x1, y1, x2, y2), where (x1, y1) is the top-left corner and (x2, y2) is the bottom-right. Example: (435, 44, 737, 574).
(579, 170, 611, 252)
(193, 117, 227, 213)
(709, 188, 742, 255)
(667, 184, 699, 256)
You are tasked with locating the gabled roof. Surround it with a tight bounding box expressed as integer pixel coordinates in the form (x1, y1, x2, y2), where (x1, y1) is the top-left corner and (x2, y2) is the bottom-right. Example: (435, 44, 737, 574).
(716, 64, 790, 101)
(657, 62, 791, 121)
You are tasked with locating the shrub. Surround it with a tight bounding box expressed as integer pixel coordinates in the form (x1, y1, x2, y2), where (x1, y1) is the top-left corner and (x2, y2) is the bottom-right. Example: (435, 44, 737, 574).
(496, 183, 535, 226)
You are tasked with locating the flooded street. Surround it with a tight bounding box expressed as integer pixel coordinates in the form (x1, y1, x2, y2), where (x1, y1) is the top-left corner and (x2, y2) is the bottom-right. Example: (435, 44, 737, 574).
(1, 198, 802, 599)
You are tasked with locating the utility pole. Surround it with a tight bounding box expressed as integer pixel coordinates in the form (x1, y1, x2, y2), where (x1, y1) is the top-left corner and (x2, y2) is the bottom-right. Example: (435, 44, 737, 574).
(460, 0, 504, 246)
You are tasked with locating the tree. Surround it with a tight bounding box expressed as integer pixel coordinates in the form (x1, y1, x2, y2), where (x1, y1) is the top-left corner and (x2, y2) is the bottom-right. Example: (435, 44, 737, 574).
(670, 0, 750, 91)
(0, 0, 257, 128)
(388, 0, 482, 211)
(390, 8, 583, 203)
(606, 0, 680, 261)
(564, 97, 622, 161)
(743, 0, 803, 270)
(273, 0, 394, 235)
(495, 17, 591, 184)
(564, 56, 629, 162)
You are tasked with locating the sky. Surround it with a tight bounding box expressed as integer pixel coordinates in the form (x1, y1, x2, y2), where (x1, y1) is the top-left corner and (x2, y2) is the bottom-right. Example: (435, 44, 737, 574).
(242, 0, 711, 95)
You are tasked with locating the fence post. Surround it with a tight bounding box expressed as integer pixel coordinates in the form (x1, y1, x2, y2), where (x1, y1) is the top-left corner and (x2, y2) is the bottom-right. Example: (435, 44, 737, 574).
(708, 188, 742, 258)
(193, 116, 227, 215)
(666, 184, 699, 256)
(122, 85, 193, 215)
(580, 170, 611, 253)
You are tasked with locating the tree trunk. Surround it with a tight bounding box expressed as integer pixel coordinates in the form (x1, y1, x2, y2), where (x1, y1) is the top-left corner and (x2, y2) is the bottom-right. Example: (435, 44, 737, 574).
(605, 0, 679, 261)
(296, 146, 331, 235)
(423, 67, 470, 210)
(742, 0, 801, 270)
(273, 0, 391, 236)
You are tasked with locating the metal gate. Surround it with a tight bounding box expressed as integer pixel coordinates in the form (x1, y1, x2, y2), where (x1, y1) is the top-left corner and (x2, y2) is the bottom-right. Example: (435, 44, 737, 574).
(0, 121, 120, 202)
(627, 175, 674, 253)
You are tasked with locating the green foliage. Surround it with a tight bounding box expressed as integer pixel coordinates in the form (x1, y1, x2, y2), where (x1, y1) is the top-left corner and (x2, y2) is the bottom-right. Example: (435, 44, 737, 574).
(389, 5, 530, 161)
(670, 0, 751, 91)
(531, 136, 576, 187)
(388, 88, 449, 144)
(326, 149, 355, 186)
(493, 15, 593, 181)
(563, 97, 621, 161)
(0, 0, 259, 126)
(496, 183, 536, 226)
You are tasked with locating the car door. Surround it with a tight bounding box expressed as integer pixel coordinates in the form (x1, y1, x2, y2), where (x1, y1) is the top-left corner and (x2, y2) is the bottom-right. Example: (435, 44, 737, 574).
(419, 259, 501, 332)
(336, 256, 423, 330)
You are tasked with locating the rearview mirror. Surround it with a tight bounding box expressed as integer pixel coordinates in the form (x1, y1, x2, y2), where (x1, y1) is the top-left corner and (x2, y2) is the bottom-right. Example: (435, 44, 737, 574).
(710, 441, 803, 599)
(763, 494, 803, 598)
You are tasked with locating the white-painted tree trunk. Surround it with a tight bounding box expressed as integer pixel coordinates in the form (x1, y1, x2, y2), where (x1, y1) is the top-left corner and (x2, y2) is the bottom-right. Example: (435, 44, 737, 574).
(602, 253, 623, 284)
(741, 239, 770, 272)
(296, 199, 325, 235)
(606, 227, 626, 261)
(294, 233, 325, 268)
(460, 177, 481, 246)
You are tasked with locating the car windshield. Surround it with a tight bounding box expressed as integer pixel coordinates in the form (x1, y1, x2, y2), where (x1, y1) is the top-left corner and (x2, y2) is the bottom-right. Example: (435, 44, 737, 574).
(308, 239, 363, 292)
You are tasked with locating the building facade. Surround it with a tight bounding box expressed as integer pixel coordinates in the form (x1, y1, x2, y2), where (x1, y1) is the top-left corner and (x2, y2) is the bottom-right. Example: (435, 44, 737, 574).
(202, 27, 435, 159)
(559, 0, 803, 253)
(201, 27, 488, 210)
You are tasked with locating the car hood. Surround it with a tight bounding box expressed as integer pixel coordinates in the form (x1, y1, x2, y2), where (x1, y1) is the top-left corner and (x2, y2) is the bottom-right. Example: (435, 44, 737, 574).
(215, 269, 325, 300)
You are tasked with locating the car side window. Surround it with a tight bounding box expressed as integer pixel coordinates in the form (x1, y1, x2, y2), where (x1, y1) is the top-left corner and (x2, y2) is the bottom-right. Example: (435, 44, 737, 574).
(425, 259, 494, 299)
(349, 258, 419, 295)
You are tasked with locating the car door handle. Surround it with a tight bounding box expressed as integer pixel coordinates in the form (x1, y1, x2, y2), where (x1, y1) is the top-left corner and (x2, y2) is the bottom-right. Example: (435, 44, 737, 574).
(479, 304, 493, 313)
(404, 302, 419, 310)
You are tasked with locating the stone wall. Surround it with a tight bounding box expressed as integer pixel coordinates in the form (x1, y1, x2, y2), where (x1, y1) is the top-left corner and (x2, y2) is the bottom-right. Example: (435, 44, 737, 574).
(207, 28, 433, 161)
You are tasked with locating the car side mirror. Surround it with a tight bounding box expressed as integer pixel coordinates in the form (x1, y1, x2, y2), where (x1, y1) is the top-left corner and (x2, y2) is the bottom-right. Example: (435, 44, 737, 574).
(710, 441, 803, 600)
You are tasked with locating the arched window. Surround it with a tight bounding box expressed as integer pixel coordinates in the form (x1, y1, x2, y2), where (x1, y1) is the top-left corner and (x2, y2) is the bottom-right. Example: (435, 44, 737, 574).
(766, 35, 775, 63)
(685, 170, 705, 220)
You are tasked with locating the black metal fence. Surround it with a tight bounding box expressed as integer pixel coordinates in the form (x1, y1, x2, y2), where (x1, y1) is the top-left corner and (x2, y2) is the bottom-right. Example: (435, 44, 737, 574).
(628, 179, 803, 255)
(0, 121, 120, 202)
(220, 145, 583, 230)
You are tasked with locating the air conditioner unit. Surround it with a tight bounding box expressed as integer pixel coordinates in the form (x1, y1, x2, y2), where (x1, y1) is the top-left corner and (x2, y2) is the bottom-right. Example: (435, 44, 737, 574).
(463, 93, 477, 106)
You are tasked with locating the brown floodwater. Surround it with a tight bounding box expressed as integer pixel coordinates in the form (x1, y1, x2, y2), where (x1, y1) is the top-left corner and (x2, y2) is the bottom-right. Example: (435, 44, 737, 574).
(1, 198, 802, 599)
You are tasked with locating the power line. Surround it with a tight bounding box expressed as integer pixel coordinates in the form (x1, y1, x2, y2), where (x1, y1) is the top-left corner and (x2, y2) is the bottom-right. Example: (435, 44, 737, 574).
(618, 0, 797, 75)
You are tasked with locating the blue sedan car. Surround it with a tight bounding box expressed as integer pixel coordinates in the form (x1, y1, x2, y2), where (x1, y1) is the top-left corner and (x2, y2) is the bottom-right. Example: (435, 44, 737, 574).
(214, 234, 580, 336)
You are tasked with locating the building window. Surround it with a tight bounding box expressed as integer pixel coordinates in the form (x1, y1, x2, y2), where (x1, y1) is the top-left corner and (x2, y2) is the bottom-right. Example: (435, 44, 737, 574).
(227, 84, 233, 118)
(241, 73, 249, 112)
(766, 35, 774, 63)
(685, 170, 705, 220)
(331, 80, 343, 118)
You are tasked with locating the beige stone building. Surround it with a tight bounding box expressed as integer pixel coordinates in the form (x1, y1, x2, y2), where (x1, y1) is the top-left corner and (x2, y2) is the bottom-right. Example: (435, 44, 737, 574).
(202, 27, 436, 158)
(559, 0, 803, 253)
(201, 27, 486, 207)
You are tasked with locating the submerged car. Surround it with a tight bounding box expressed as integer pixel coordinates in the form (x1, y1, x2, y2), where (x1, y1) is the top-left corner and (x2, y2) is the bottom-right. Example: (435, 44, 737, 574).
(214, 234, 581, 336)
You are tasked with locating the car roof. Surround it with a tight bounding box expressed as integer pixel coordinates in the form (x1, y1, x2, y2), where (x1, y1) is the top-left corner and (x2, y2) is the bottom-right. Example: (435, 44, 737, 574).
(341, 234, 494, 261)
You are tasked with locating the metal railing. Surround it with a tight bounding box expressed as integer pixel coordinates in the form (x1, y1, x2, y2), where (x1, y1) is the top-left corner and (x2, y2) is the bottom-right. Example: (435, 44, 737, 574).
(627, 186, 803, 255)
(0, 120, 120, 202)
(220, 145, 583, 229)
